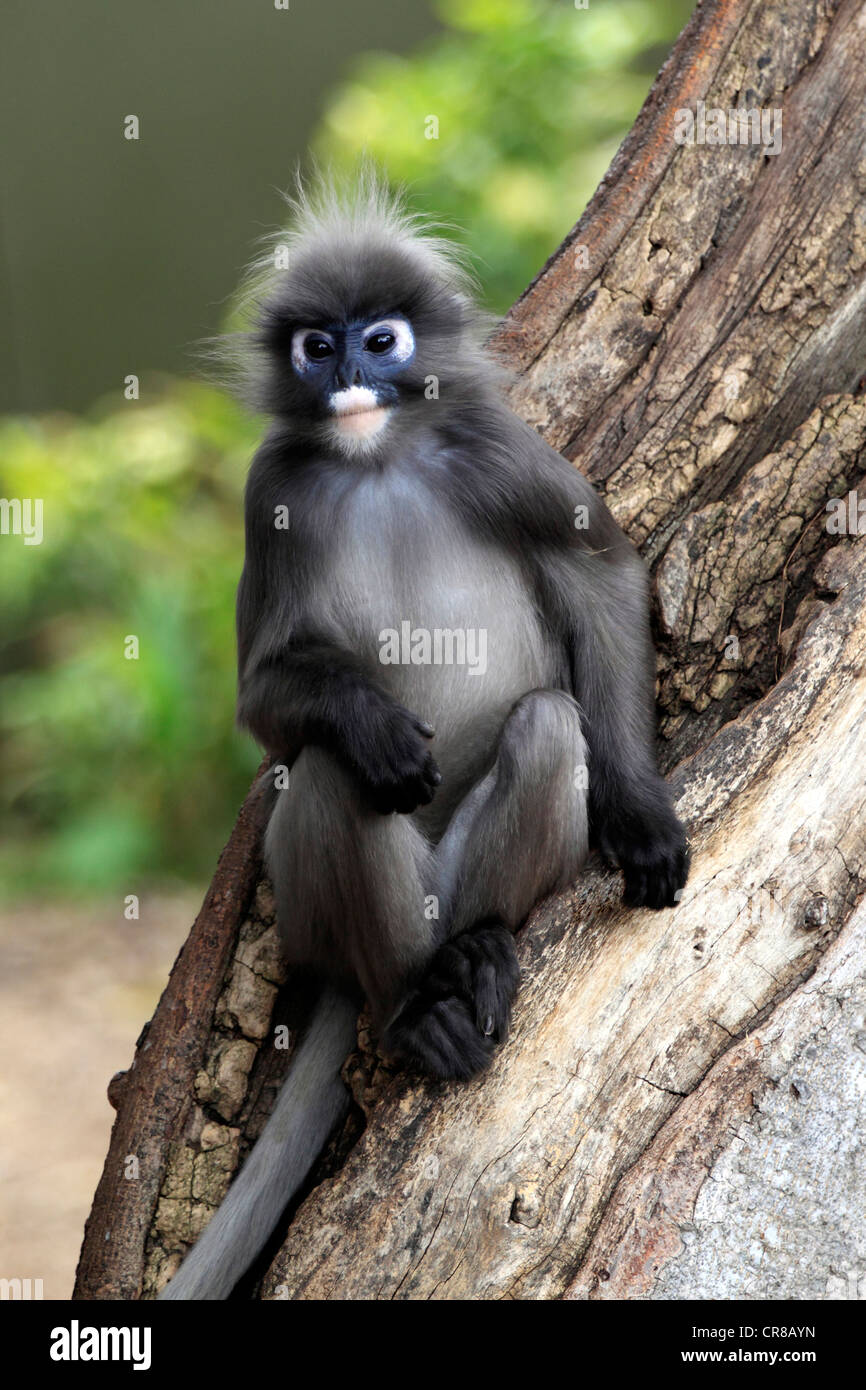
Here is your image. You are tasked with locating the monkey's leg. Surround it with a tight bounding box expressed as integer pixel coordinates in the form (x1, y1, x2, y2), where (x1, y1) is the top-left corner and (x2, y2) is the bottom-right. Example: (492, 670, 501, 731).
(385, 689, 589, 1079)
(266, 746, 438, 1017)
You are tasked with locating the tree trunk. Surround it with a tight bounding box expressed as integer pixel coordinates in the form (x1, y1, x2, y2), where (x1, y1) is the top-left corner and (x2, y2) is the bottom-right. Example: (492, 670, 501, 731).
(75, 0, 866, 1301)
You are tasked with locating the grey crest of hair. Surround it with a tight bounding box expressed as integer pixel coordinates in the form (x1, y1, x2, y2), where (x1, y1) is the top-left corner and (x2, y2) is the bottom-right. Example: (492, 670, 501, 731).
(158, 171, 688, 1300)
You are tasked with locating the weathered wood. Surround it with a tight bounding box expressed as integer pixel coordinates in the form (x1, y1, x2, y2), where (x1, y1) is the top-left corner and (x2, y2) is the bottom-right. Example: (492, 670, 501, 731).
(75, 0, 866, 1300)
(564, 892, 866, 1301)
(73, 770, 271, 1299)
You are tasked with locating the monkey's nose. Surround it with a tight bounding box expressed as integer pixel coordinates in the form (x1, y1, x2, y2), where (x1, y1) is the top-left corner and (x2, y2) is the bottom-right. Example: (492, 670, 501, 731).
(336, 359, 364, 389)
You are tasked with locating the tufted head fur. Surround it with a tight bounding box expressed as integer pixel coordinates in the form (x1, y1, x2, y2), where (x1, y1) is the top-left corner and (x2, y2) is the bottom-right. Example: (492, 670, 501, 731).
(221, 169, 505, 454)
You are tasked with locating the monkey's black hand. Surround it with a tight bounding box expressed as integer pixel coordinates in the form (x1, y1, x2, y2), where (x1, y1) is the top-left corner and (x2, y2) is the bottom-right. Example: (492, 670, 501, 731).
(346, 702, 441, 815)
(598, 801, 689, 910)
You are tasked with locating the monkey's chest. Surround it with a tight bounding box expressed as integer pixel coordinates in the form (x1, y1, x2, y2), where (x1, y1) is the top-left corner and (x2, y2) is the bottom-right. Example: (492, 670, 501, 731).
(320, 518, 556, 812)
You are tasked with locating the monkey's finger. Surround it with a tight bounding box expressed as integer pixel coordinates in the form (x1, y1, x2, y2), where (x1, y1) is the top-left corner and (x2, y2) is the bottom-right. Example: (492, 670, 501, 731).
(412, 776, 438, 808)
(391, 787, 424, 814)
(423, 755, 442, 789)
(622, 866, 649, 908)
(474, 928, 519, 1038)
(625, 856, 682, 909)
(388, 772, 437, 814)
(474, 961, 499, 1035)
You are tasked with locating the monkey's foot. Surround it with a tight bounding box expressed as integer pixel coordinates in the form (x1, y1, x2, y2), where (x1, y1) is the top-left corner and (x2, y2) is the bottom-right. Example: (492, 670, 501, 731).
(385, 920, 520, 1081)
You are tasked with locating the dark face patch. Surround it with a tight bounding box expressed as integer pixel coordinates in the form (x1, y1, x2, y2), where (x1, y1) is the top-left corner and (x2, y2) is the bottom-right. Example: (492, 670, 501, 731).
(288, 315, 416, 411)
(255, 236, 475, 421)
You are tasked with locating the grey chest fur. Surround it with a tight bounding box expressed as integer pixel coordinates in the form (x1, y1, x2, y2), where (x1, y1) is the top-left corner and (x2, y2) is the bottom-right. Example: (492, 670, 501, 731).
(314, 469, 557, 813)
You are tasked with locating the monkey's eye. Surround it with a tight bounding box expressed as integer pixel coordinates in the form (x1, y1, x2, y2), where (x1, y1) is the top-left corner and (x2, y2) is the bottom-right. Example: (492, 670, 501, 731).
(362, 318, 415, 363)
(365, 331, 396, 354)
(290, 328, 336, 373)
(304, 335, 335, 361)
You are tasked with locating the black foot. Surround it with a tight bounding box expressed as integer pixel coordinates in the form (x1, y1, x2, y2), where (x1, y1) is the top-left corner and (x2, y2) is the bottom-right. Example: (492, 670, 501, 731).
(385, 920, 520, 1081)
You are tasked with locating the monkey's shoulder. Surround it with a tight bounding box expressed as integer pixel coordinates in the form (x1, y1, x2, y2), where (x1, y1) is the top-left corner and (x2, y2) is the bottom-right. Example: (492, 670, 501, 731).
(431, 405, 632, 560)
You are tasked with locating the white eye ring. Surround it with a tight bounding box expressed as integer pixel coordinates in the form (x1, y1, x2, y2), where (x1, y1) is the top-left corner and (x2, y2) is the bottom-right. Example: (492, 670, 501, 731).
(290, 328, 334, 373)
(363, 318, 414, 362)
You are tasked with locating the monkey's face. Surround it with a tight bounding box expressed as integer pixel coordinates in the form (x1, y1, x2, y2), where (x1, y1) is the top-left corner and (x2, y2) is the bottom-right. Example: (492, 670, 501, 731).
(256, 232, 485, 431)
(289, 315, 415, 446)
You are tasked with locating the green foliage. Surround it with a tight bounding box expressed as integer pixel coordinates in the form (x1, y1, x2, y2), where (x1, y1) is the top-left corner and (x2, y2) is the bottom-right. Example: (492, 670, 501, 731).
(0, 384, 261, 899)
(314, 0, 694, 310)
(1, 0, 692, 900)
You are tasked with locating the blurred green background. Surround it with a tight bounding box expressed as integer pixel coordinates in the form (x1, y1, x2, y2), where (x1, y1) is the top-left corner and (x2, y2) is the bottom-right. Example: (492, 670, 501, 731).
(0, 0, 694, 904)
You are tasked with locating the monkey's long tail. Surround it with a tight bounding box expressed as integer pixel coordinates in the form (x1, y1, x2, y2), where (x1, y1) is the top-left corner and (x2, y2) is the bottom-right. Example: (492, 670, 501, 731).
(157, 987, 357, 1301)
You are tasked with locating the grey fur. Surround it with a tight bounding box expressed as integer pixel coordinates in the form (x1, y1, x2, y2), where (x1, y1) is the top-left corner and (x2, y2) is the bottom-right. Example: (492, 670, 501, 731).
(437, 689, 588, 936)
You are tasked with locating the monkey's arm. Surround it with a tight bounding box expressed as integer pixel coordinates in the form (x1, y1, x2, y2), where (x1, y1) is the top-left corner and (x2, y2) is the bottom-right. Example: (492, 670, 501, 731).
(505, 420, 688, 908)
(237, 636, 440, 815)
(566, 550, 688, 908)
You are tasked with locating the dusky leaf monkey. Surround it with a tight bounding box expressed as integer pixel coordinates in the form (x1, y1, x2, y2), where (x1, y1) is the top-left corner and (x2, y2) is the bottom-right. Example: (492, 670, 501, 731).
(159, 174, 688, 1299)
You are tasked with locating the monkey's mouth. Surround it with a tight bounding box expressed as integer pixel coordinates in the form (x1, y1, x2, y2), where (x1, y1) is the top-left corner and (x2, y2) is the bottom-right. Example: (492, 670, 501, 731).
(329, 387, 392, 438)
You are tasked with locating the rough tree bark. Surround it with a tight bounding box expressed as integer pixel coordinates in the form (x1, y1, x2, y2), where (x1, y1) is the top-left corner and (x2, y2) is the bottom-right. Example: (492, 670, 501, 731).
(76, 0, 866, 1301)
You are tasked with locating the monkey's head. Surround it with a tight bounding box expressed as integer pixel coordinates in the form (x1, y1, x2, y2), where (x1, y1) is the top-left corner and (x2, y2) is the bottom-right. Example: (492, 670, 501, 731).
(238, 172, 500, 454)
